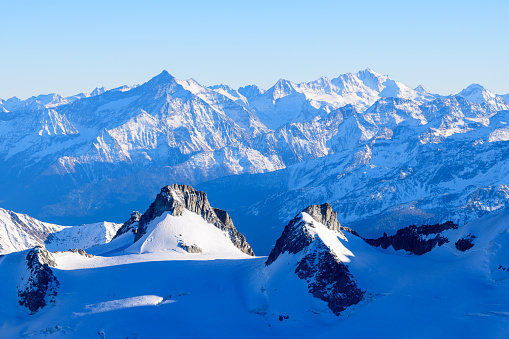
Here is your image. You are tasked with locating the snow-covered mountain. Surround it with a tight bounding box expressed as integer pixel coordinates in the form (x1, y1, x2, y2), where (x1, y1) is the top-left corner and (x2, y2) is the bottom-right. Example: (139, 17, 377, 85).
(1, 198, 509, 337)
(0, 207, 120, 255)
(1, 69, 509, 256)
(127, 184, 254, 256)
(0, 208, 65, 254)
(457, 83, 509, 111)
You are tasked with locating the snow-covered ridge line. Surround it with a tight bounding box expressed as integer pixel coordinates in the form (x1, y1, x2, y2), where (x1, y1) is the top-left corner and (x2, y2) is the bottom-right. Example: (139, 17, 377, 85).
(0, 207, 121, 255)
(1, 68, 509, 250)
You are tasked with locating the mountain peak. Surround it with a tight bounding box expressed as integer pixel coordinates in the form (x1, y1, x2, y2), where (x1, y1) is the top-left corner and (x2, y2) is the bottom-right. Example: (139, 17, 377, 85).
(149, 70, 176, 84)
(238, 84, 264, 98)
(458, 83, 495, 104)
(301, 203, 341, 231)
(133, 184, 254, 256)
(90, 87, 106, 97)
(266, 204, 364, 314)
(356, 68, 387, 92)
(464, 83, 485, 90)
(415, 84, 430, 93)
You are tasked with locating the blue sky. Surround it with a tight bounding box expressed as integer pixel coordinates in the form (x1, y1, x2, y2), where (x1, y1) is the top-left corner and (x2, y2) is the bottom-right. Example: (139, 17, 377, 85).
(1, 0, 508, 99)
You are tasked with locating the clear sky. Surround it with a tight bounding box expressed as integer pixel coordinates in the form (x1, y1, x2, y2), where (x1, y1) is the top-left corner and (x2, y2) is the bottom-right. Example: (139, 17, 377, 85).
(1, 0, 508, 99)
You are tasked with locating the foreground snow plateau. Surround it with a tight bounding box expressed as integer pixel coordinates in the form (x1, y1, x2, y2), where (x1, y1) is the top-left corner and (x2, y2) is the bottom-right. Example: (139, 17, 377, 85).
(1, 196, 509, 338)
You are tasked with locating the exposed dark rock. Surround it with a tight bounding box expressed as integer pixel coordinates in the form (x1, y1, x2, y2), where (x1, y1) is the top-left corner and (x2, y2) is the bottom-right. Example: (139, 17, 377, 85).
(134, 184, 254, 256)
(302, 203, 341, 231)
(267, 204, 364, 315)
(278, 315, 289, 321)
(303, 203, 360, 236)
(67, 248, 94, 258)
(295, 239, 364, 315)
(266, 213, 313, 265)
(455, 234, 476, 252)
(364, 221, 458, 255)
(177, 240, 202, 253)
(113, 211, 141, 239)
(18, 246, 59, 314)
(267, 203, 357, 265)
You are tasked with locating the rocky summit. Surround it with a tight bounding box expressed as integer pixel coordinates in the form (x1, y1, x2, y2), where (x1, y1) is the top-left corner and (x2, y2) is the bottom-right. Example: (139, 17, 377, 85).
(134, 184, 254, 256)
(266, 203, 364, 314)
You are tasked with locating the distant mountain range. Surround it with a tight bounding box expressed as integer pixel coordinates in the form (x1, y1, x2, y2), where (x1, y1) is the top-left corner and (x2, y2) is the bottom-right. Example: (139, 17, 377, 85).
(1, 69, 509, 254)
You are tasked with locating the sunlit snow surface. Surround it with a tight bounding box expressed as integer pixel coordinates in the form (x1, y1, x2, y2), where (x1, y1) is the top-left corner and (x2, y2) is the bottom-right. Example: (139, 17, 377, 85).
(1, 210, 509, 338)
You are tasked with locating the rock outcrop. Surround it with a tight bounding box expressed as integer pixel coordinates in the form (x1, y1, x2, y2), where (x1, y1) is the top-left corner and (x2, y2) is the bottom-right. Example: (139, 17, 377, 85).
(177, 240, 202, 253)
(294, 239, 364, 315)
(67, 248, 94, 258)
(302, 203, 360, 237)
(364, 221, 458, 255)
(17, 246, 60, 314)
(267, 203, 364, 315)
(134, 184, 254, 256)
(455, 234, 476, 252)
(114, 211, 141, 239)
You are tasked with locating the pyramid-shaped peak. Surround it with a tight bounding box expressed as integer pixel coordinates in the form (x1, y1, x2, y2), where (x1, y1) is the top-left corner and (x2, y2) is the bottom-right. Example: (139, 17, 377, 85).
(415, 85, 430, 93)
(149, 70, 176, 84)
(274, 78, 295, 86)
(356, 68, 388, 92)
(266, 78, 297, 100)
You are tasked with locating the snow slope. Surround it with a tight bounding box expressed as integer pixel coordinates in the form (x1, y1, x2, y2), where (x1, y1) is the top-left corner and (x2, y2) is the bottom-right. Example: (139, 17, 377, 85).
(0, 207, 120, 255)
(44, 222, 121, 252)
(1, 206, 509, 338)
(125, 210, 251, 256)
(0, 208, 65, 254)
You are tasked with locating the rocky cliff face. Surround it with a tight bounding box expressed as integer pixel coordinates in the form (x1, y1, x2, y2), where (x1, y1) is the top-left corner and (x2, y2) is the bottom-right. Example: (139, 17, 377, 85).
(134, 184, 254, 256)
(17, 246, 59, 314)
(266, 203, 364, 314)
(364, 221, 458, 255)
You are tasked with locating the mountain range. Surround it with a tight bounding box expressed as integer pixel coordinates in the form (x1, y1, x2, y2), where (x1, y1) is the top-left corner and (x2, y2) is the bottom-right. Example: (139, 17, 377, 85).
(1, 69, 509, 256)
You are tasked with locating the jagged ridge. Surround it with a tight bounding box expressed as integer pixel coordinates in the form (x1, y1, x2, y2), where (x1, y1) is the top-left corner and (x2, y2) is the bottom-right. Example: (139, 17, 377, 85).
(364, 221, 458, 255)
(134, 184, 254, 256)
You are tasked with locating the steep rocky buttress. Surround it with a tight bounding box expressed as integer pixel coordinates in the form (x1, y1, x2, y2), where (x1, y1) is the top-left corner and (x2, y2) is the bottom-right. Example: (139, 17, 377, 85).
(266, 203, 364, 315)
(114, 211, 141, 239)
(134, 184, 254, 256)
(17, 246, 60, 314)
